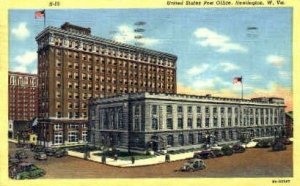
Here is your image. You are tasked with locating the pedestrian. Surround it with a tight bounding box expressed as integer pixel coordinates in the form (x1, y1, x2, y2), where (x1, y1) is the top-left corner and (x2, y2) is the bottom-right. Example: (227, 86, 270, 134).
(165, 154, 170, 162)
(102, 155, 106, 164)
(114, 154, 118, 161)
(131, 156, 135, 164)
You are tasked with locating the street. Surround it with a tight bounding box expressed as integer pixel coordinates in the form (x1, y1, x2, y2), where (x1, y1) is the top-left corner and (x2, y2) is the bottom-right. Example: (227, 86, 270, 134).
(9, 142, 292, 178)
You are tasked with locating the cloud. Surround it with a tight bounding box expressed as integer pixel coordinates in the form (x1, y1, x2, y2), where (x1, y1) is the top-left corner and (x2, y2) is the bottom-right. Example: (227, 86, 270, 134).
(194, 28, 247, 53)
(266, 55, 285, 67)
(190, 77, 231, 90)
(12, 50, 37, 73)
(219, 62, 239, 72)
(113, 25, 159, 47)
(278, 71, 291, 79)
(15, 51, 37, 65)
(11, 22, 30, 40)
(249, 74, 263, 81)
(187, 64, 209, 76)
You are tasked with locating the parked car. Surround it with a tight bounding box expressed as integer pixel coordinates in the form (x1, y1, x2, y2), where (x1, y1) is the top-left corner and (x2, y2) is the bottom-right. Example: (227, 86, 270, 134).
(272, 141, 287, 151)
(55, 149, 67, 158)
(34, 152, 47, 160)
(232, 144, 246, 153)
(281, 138, 293, 145)
(31, 145, 45, 152)
(44, 147, 58, 156)
(246, 140, 258, 148)
(221, 145, 233, 156)
(211, 149, 224, 157)
(180, 159, 206, 172)
(255, 140, 272, 148)
(193, 150, 216, 159)
(15, 150, 28, 160)
(9, 162, 45, 179)
(9, 158, 21, 166)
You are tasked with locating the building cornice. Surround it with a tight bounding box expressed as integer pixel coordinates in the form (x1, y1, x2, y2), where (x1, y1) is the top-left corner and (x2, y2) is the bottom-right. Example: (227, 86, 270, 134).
(36, 26, 177, 60)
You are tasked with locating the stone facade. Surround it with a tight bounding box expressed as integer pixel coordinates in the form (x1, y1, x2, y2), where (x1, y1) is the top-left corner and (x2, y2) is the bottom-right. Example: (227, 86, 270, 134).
(35, 22, 177, 147)
(89, 93, 286, 152)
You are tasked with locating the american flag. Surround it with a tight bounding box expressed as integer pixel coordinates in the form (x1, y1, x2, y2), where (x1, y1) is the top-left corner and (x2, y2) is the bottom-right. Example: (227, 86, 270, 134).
(35, 10, 45, 19)
(233, 76, 242, 84)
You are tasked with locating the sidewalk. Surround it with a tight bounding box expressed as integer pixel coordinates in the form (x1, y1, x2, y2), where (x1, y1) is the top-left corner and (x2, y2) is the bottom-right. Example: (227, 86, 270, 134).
(67, 150, 194, 167)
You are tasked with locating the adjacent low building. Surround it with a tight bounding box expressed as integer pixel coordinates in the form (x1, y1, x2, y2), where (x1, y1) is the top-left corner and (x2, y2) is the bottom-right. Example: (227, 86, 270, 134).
(88, 92, 286, 153)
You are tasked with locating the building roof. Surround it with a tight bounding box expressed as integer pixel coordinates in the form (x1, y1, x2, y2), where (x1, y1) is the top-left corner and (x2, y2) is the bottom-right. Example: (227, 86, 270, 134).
(90, 92, 286, 107)
(35, 23, 177, 60)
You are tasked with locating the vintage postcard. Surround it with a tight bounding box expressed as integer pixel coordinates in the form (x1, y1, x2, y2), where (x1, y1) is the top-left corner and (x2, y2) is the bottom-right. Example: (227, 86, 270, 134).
(0, 0, 299, 186)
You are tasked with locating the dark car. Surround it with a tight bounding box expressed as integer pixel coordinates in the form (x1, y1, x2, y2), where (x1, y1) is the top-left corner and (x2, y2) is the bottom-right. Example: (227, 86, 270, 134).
(232, 144, 246, 153)
(180, 159, 206, 172)
(221, 145, 233, 156)
(15, 150, 28, 160)
(255, 140, 272, 148)
(34, 152, 48, 160)
(9, 158, 21, 166)
(31, 145, 45, 152)
(281, 138, 293, 145)
(211, 149, 224, 157)
(272, 141, 287, 151)
(44, 148, 58, 156)
(193, 150, 216, 159)
(55, 149, 67, 158)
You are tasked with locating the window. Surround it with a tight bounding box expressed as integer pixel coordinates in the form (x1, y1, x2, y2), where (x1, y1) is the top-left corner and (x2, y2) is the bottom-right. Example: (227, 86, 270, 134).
(205, 107, 209, 114)
(221, 118, 225, 127)
(229, 131, 234, 139)
(198, 133, 203, 143)
(167, 135, 174, 146)
(188, 106, 192, 113)
(134, 118, 139, 131)
(152, 105, 157, 115)
(56, 112, 61, 118)
(213, 117, 218, 127)
(205, 118, 209, 127)
(197, 117, 201, 128)
(177, 106, 183, 113)
(188, 134, 194, 144)
(54, 124, 62, 130)
(213, 107, 217, 114)
(221, 131, 226, 140)
(178, 134, 184, 146)
(69, 124, 79, 129)
(167, 118, 173, 129)
(82, 131, 87, 142)
(187, 118, 193, 128)
(177, 118, 183, 129)
(197, 106, 201, 113)
(135, 106, 140, 115)
(152, 118, 158, 130)
(228, 118, 232, 126)
(68, 131, 78, 142)
(166, 105, 172, 114)
(54, 132, 63, 145)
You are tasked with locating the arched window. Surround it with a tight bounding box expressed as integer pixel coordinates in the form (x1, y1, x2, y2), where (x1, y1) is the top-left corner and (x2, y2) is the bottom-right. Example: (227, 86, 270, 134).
(167, 135, 173, 146)
(178, 134, 184, 146)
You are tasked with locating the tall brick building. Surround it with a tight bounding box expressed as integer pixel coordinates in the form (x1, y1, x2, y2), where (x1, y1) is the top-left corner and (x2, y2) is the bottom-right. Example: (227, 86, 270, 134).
(35, 22, 177, 146)
(8, 71, 38, 138)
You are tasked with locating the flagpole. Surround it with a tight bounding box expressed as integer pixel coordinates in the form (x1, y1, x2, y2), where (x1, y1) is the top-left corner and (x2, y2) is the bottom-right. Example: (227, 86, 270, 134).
(44, 9, 46, 29)
(241, 75, 243, 100)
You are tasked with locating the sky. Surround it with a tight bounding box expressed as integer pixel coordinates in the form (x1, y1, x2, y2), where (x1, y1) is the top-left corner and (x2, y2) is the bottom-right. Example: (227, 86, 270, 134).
(9, 8, 292, 110)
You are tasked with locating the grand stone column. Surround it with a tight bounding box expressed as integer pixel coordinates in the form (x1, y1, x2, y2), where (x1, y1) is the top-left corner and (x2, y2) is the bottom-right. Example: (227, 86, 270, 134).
(172, 104, 178, 130)
(183, 105, 188, 129)
(192, 106, 197, 129)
